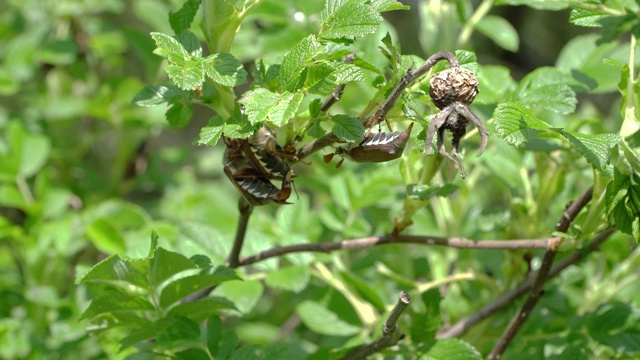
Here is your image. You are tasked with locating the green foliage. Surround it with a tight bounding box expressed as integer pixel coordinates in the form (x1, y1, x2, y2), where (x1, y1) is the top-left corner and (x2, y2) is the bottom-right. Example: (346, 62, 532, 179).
(2, 0, 640, 359)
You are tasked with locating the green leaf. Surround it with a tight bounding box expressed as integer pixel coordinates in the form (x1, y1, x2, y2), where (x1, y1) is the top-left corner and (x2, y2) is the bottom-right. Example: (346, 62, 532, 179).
(86, 218, 126, 254)
(516, 67, 577, 114)
(455, 50, 479, 74)
(296, 300, 360, 336)
(169, 0, 202, 34)
(280, 35, 324, 92)
(372, 0, 410, 12)
(307, 118, 327, 138)
(492, 102, 553, 146)
(265, 265, 310, 293)
(195, 115, 225, 146)
(149, 247, 198, 288)
(556, 131, 619, 171)
(475, 65, 517, 104)
(425, 338, 482, 359)
(150, 32, 189, 63)
(319, 0, 382, 40)
(0, 122, 51, 180)
(239, 89, 303, 126)
(121, 316, 200, 351)
(77, 255, 147, 288)
(159, 267, 240, 308)
(166, 100, 193, 127)
(493, 0, 570, 10)
(213, 280, 264, 315)
(331, 115, 364, 141)
(165, 58, 205, 90)
(411, 289, 442, 343)
(569, 8, 608, 27)
(176, 348, 210, 360)
(606, 169, 640, 242)
(588, 302, 640, 355)
(203, 53, 247, 87)
(476, 15, 519, 52)
(167, 297, 236, 322)
(206, 316, 222, 356)
(598, 14, 638, 45)
(339, 272, 386, 311)
(305, 62, 364, 95)
(132, 84, 187, 107)
(175, 30, 202, 57)
(80, 290, 154, 321)
(407, 183, 460, 201)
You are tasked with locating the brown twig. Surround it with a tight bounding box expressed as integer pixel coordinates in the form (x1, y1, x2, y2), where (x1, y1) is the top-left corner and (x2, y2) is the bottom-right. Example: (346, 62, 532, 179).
(238, 234, 559, 267)
(437, 227, 615, 339)
(226, 197, 254, 268)
(487, 187, 594, 360)
(341, 291, 411, 360)
(295, 51, 459, 161)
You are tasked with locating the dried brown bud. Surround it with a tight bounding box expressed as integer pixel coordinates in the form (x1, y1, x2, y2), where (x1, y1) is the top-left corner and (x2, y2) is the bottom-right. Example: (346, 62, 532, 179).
(429, 67, 479, 109)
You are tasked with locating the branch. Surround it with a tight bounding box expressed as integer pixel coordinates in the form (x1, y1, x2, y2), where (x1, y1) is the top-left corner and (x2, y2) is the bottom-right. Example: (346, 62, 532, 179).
(341, 291, 411, 360)
(437, 227, 615, 339)
(487, 187, 593, 359)
(295, 51, 458, 161)
(226, 197, 254, 268)
(238, 234, 559, 267)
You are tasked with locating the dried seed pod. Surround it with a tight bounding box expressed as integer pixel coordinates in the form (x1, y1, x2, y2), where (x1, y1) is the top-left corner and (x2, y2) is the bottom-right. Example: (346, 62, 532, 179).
(429, 67, 479, 109)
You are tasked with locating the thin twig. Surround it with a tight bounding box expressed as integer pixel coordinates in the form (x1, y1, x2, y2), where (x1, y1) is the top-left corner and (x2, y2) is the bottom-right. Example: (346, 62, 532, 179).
(487, 187, 594, 360)
(341, 291, 411, 360)
(437, 228, 615, 339)
(295, 51, 458, 161)
(320, 54, 355, 112)
(226, 197, 254, 268)
(238, 234, 558, 266)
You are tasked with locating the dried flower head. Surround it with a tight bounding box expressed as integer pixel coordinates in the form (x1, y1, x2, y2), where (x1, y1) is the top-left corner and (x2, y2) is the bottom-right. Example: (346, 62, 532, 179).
(429, 67, 479, 109)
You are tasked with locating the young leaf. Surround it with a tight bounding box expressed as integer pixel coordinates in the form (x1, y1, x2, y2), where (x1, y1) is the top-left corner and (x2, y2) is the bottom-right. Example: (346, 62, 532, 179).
(167, 297, 236, 322)
(410, 289, 442, 343)
(86, 218, 126, 254)
(555, 130, 619, 171)
(77, 255, 148, 288)
(175, 30, 202, 57)
(305, 62, 364, 95)
(476, 15, 519, 52)
(169, 0, 202, 34)
(150, 32, 189, 63)
(165, 59, 205, 90)
(280, 35, 324, 92)
(331, 115, 364, 141)
(159, 267, 240, 308)
(307, 118, 327, 138)
(149, 247, 198, 288)
(319, 0, 383, 40)
(203, 53, 247, 87)
(492, 102, 553, 146)
(407, 183, 460, 201)
(455, 50, 478, 73)
(569, 8, 608, 27)
(79, 290, 154, 321)
(516, 67, 577, 114)
(195, 115, 225, 146)
(296, 300, 360, 336)
(240, 89, 303, 126)
(166, 100, 193, 127)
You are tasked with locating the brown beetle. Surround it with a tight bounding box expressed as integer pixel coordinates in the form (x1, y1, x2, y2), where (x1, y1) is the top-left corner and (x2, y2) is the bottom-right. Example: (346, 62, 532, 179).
(325, 123, 414, 167)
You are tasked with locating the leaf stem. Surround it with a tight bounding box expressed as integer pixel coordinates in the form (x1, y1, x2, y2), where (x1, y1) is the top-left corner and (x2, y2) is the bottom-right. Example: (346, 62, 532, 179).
(16, 176, 34, 205)
(458, 0, 495, 46)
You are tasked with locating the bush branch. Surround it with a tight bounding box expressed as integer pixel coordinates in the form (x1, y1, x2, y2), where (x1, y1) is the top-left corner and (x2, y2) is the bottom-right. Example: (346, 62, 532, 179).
(437, 227, 615, 339)
(486, 187, 593, 359)
(341, 291, 411, 360)
(226, 197, 254, 268)
(238, 234, 559, 267)
(295, 51, 458, 161)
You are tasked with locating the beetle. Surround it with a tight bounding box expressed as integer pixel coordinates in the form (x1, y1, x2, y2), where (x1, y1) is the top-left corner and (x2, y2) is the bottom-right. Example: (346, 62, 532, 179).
(325, 123, 414, 167)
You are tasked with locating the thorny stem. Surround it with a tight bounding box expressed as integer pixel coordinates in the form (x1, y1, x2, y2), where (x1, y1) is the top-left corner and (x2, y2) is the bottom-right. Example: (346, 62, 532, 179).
(437, 228, 616, 339)
(239, 234, 559, 267)
(341, 291, 411, 360)
(295, 51, 459, 161)
(487, 187, 594, 360)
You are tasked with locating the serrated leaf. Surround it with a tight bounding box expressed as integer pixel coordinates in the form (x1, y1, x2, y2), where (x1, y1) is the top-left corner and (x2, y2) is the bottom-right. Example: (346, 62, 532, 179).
(588, 302, 640, 354)
(165, 58, 204, 90)
(331, 115, 364, 141)
(556, 130, 619, 170)
(166, 100, 193, 127)
(353, 56, 384, 75)
(319, 0, 382, 40)
(569, 8, 607, 27)
(475, 65, 517, 104)
(203, 53, 247, 87)
(425, 338, 482, 360)
(77, 255, 147, 288)
(265, 265, 310, 293)
(280, 35, 324, 92)
(121, 316, 200, 351)
(80, 290, 154, 321)
(239, 89, 302, 126)
(206, 316, 222, 356)
(516, 67, 577, 114)
(598, 14, 638, 45)
(411, 289, 442, 343)
(307, 119, 327, 138)
(149, 247, 197, 288)
(407, 183, 459, 201)
(213, 280, 264, 315)
(167, 297, 236, 322)
(455, 50, 478, 73)
(169, 0, 202, 34)
(476, 15, 519, 52)
(150, 32, 189, 63)
(296, 300, 360, 336)
(133, 84, 186, 107)
(195, 116, 225, 146)
(492, 102, 552, 146)
(372, 0, 410, 12)
(305, 62, 364, 95)
(159, 267, 240, 308)
(175, 30, 202, 57)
